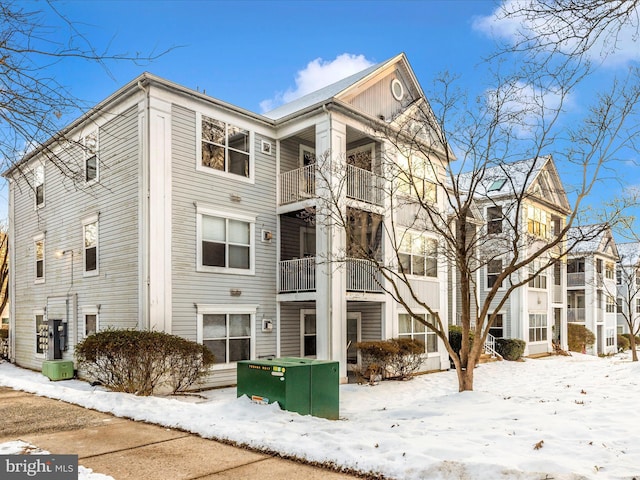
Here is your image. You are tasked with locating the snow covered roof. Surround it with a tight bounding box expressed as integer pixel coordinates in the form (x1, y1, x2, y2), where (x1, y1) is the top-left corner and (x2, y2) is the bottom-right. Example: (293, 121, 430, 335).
(616, 242, 640, 266)
(566, 224, 616, 256)
(263, 58, 392, 120)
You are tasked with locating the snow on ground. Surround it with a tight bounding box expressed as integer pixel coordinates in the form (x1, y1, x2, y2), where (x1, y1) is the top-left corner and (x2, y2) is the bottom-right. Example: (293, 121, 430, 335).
(1, 353, 639, 480)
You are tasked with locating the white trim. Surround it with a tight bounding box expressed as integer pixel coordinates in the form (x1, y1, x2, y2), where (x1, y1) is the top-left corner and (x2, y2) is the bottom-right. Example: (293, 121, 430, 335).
(346, 311, 362, 369)
(80, 305, 100, 338)
(196, 205, 256, 275)
(300, 309, 317, 358)
(34, 309, 46, 358)
(397, 309, 440, 357)
(33, 233, 45, 284)
(196, 304, 257, 370)
(83, 130, 99, 185)
(82, 215, 99, 278)
(33, 163, 45, 210)
(261, 139, 272, 155)
(298, 145, 316, 168)
(391, 78, 405, 101)
(195, 111, 255, 184)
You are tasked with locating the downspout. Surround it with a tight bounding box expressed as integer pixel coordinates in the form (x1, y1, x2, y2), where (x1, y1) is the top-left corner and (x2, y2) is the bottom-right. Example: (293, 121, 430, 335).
(137, 79, 151, 330)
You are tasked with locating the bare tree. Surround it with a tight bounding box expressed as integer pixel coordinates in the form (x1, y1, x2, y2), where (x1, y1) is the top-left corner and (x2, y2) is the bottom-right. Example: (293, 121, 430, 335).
(310, 62, 640, 391)
(612, 243, 640, 360)
(0, 229, 7, 316)
(0, 1, 171, 182)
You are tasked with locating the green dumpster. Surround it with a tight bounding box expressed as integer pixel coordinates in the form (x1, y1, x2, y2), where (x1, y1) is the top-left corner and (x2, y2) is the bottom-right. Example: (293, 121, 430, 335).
(237, 357, 339, 420)
(42, 360, 74, 381)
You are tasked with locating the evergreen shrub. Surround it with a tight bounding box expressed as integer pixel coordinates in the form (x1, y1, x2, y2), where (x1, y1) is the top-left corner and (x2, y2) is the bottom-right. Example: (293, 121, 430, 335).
(355, 338, 425, 382)
(567, 324, 595, 353)
(75, 329, 215, 395)
(617, 334, 630, 352)
(495, 338, 526, 361)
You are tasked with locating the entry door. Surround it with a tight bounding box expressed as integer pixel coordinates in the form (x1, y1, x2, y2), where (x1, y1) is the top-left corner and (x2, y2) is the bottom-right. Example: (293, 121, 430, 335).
(346, 312, 362, 369)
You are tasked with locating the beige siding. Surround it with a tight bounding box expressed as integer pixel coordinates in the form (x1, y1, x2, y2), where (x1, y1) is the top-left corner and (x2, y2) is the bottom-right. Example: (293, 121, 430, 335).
(10, 106, 141, 370)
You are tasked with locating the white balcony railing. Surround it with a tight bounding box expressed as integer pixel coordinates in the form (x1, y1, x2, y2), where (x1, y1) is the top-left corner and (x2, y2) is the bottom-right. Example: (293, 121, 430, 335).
(567, 272, 585, 287)
(280, 165, 315, 205)
(346, 164, 385, 206)
(567, 308, 585, 323)
(346, 258, 384, 293)
(279, 257, 316, 293)
(278, 257, 384, 294)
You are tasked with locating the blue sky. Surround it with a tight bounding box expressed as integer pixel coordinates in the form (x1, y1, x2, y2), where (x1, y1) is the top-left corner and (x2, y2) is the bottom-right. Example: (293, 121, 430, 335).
(2, 0, 639, 235)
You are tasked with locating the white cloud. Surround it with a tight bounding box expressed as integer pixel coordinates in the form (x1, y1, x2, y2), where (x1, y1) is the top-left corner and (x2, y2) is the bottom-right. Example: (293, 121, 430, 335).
(260, 53, 375, 113)
(473, 0, 640, 67)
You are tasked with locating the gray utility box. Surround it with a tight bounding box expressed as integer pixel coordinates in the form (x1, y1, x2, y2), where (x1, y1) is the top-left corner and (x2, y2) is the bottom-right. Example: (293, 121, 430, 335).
(237, 357, 339, 420)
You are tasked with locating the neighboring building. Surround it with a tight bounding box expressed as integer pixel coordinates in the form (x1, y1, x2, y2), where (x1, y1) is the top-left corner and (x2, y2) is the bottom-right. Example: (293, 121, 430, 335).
(452, 157, 571, 355)
(4, 53, 451, 385)
(566, 225, 619, 355)
(615, 242, 640, 337)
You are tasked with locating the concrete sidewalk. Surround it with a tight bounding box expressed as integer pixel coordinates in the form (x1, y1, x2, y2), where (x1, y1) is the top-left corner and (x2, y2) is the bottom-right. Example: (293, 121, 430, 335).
(0, 387, 365, 480)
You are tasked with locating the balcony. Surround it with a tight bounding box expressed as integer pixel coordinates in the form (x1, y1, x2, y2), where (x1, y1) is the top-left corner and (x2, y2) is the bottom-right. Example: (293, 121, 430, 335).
(278, 257, 383, 294)
(567, 272, 585, 287)
(278, 165, 385, 207)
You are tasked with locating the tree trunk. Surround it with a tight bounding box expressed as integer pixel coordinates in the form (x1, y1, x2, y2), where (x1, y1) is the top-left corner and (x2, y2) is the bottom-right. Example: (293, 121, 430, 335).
(457, 364, 475, 392)
(630, 335, 638, 362)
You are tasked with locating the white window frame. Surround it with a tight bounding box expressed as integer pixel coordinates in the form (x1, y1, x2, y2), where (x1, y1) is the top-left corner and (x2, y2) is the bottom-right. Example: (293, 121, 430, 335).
(635, 298, 640, 314)
(605, 262, 614, 280)
(396, 154, 437, 203)
(300, 309, 317, 358)
(196, 112, 254, 184)
(606, 329, 615, 347)
(80, 305, 99, 338)
(606, 295, 616, 313)
(486, 205, 503, 235)
(196, 304, 257, 370)
(33, 163, 45, 209)
(528, 260, 548, 290)
(82, 213, 99, 277)
(196, 204, 255, 275)
(486, 259, 503, 290)
(398, 231, 438, 278)
(398, 311, 439, 355)
(528, 313, 548, 343)
(83, 131, 99, 184)
(34, 233, 45, 284)
(34, 309, 46, 357)
(526, 205, 548, 238)
(488, 313, 505, 339)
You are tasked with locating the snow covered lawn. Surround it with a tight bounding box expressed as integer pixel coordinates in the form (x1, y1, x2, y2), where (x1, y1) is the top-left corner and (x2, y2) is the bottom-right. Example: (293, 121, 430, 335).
(1, 353, 639, 480)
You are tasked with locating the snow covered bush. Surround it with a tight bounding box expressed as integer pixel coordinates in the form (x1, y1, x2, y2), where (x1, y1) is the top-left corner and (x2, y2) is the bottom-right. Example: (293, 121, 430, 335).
(495, 338, 526, 360)
(567, 324, 595, 353)
(75, 329, 215, 395)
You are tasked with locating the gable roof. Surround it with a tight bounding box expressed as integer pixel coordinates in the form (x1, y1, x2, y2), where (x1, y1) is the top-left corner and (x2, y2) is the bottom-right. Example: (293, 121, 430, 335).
(567, 224, 618, 258)
(456, 156, 571, 213)
(617, 242, 640, 266)
(263, 53, 420, 121)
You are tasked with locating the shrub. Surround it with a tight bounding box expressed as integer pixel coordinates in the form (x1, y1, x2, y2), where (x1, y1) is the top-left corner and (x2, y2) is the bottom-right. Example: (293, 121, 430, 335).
(621, 333, 640, 346)
(355, 338, 426, 382)
(75, 329, 215, 395)
(617, 334, 630, 352)
(448, 325, 474, 356)
(567, 324, 595, 353)
(0, 328, 8, 340)
(495, 338, 526, 361)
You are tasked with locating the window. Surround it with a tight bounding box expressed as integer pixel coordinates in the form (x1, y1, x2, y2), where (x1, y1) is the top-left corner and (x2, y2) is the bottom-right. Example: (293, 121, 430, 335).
(34, 164, 44, 207)
(83, 217, 98, 275)
(617, 297, 623, 314)
(488, 313, 504, 338)
(606, 295, 616, 313)
(85, 314, 97, 336)
(528, 260, 547, 289)
(526, 205, 548, 238)
(636, 298, 640, 314)
(302, 310, 317, 357)
(604, 261, 615, 281)
(606, 329, 615, 347)
(84, 132, 98, 182)
(202, 313, 251, 364)
(399, 313, 438, 353)
(34, 235, 44, 283)
(200, 115, 250, 178)
(636, 268, 640, 286)
(551, 215, 562, 238)
(398, 233, 437, 277)
(197, 208, 254, 273)
(487, 259, 502, 289)
(596, 259, 603, 274)
(397, 155, 437, 202)
(487, 178, 506, 192)
(35, 313, 46, 355)
(487, 206, 502, 234)
(617, 268, 622, 285)
(529, 313, 547, 342)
